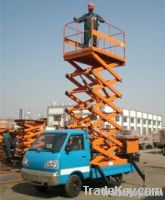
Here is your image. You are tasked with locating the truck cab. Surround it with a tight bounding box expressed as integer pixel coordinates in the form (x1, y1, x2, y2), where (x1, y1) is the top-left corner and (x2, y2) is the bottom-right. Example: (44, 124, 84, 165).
(21, 129, 91, 197)
(21, 129, 138, 197)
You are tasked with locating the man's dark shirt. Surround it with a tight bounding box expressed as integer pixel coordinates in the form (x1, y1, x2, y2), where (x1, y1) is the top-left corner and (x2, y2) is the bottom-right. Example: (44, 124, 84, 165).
(75, 12, 105, 30)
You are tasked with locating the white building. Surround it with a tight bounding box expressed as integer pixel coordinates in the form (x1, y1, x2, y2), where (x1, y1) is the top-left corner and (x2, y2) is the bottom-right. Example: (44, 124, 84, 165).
(47, 105, 162, 135)
(114, 108, 162, 135)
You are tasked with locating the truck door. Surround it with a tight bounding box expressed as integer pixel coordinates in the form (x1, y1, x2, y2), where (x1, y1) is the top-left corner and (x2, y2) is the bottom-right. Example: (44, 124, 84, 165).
(60, 134, 90, 176)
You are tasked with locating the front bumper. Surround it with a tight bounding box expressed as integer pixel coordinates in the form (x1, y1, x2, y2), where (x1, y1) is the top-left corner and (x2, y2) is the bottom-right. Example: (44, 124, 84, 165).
(21, 168, 60, 186)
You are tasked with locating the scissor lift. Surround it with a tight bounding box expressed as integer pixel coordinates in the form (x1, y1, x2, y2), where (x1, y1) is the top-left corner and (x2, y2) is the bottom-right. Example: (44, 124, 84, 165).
(15, 120, 46, 157)
(63, 20, 129, 167)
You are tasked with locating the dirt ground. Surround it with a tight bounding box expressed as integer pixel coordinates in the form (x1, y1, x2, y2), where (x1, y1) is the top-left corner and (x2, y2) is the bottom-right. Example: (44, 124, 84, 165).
(0, 149, 165, 200)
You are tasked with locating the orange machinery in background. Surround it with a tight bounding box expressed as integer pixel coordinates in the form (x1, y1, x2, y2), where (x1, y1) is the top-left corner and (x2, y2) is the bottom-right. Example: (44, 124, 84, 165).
(0, 120, 46, 163)
(63, 19, 139, 167)
(15, 119, 46, 158)
(0, 128, 8, 161)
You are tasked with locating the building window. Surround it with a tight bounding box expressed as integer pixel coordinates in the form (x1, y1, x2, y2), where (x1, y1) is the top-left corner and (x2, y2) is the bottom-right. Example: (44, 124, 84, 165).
(54, 115, 61, 121)
(115, 116, 120, 122)
(143, 127, 146, 135)
(158, 121, 161, 126)
(123, 117, 127, 122)
(143, 119, 146, 124)
(153, 121, 156, 125)
(131, 126, 134, 131)
(137, 119, 141, 124)
(131, 118, 134, 123)
(148, 120, 151, 125)
(137, 127, 141, 133)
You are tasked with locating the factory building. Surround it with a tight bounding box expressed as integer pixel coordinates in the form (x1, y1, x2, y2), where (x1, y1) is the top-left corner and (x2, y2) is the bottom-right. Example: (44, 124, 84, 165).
(47, 105, 162, 135)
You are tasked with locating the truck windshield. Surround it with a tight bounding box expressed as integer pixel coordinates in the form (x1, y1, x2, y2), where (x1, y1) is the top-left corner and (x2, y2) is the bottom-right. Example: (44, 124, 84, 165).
(30, 133, 67, 153)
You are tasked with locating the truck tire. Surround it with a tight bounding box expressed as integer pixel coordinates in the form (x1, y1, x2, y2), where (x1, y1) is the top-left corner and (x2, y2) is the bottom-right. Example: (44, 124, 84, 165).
(65, 174, 82, 197)
(34, 186, 48, 192)
(112, 174, 123, 186)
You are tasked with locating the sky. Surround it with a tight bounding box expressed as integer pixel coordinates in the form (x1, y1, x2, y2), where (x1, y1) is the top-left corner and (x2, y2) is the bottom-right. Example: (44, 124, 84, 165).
(1, 0, 165, 124)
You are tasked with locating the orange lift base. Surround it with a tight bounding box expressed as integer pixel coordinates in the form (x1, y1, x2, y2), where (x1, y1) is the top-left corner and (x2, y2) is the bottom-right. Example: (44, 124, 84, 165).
(64, 21, 127, 167)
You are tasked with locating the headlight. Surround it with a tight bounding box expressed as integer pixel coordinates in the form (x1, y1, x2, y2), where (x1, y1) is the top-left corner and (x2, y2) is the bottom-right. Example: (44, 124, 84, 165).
(22, 157, 29, 166)
(45, 160, 58, 169)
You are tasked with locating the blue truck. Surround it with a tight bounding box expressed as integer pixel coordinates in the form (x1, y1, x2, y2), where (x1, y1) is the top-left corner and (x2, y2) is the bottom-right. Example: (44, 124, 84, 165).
(21, 129, 143, 197)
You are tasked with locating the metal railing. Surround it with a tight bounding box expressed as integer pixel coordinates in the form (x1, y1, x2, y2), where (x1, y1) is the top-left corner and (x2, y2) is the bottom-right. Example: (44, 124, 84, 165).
(63, 19, 126, 60)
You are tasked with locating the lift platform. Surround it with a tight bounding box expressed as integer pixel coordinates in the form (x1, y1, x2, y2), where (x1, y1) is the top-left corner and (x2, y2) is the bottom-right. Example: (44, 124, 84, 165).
(64, 21, 126, 67)
(63, 20, 132, 167)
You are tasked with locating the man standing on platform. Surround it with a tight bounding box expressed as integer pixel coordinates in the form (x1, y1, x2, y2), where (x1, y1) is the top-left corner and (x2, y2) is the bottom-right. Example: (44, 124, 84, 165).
(74, 2, 105, 47)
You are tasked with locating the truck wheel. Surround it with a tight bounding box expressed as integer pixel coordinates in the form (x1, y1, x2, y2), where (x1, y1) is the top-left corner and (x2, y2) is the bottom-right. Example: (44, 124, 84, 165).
(65, 174, 82, 197)
(113, 174, 123, 186)
(34, 186, 48, 192)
